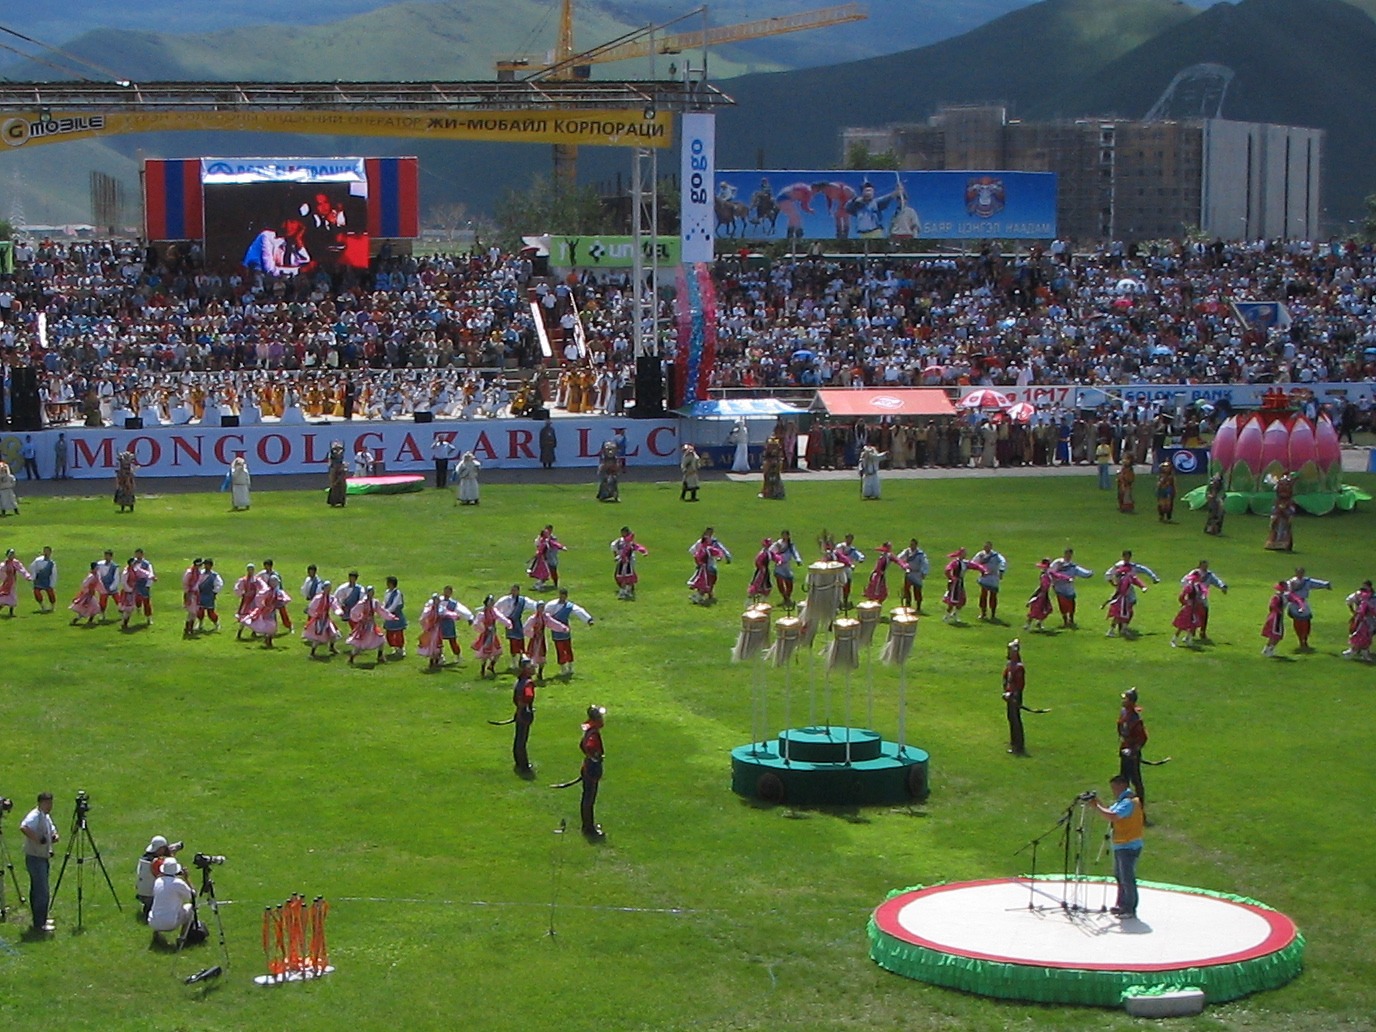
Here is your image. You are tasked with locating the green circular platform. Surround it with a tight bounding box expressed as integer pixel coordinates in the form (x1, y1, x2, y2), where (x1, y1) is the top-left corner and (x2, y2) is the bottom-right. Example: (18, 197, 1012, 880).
(731, 726, 929, 806)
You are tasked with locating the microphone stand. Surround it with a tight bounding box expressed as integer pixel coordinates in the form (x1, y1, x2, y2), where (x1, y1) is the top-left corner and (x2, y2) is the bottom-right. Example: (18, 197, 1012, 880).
(1012, 802, 1076, 912)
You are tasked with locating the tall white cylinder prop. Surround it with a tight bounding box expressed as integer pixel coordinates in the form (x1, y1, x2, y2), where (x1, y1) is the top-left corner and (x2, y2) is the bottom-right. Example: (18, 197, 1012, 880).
(827, 618, 861, 758)
(856, 600, 882, 728)
(731, 607, 771, 663)
(769, 616, 801, 764)
(800, 561, 842, 647)
(733, 607, 772, 750)
(882, 611, 919, 755)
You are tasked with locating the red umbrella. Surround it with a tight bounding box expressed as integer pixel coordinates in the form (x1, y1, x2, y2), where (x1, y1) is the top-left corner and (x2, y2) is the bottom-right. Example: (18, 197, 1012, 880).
(1007, 401, 1036, 422)
(958, 389, 1014, 410)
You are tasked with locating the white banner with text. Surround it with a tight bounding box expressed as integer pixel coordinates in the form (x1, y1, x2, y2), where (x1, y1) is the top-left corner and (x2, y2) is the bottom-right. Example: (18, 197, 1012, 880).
(0, 418, 681, 480)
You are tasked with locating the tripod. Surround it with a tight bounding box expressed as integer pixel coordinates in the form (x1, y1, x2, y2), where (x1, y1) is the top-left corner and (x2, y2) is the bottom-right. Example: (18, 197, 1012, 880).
(50, 796, 122, 930)
(180, 861, 229, 983)
(0, 814, 26, 920)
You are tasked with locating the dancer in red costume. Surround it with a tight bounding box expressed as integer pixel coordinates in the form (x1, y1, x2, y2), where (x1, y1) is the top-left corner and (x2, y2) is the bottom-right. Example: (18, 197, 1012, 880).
(1261, 581, 1302, 657)
(611, 527, 649, 601)
(864, 542, 905, 604)
(1024, 559, 1068, 632)
(942, 548, 987, 623)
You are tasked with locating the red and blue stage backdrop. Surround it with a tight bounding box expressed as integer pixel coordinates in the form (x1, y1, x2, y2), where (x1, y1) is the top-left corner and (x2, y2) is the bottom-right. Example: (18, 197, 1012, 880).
(713, 169, 1056, 242)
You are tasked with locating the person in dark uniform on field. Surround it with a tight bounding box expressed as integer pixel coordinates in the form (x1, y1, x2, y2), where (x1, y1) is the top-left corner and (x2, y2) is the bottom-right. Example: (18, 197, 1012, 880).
(539, 419, 558, 470)
(580, 705, 606, 839)
(1002, 638, 1027, 756)
(1117, 688, 1148, 821)
(512, 658, 536, 776)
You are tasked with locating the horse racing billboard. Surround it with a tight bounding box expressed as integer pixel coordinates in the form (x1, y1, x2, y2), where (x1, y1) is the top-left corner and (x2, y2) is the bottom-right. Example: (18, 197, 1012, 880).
(714, 170, 1056, 242)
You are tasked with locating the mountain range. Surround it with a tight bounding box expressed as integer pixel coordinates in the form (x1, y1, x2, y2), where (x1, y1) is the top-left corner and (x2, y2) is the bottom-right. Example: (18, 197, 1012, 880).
(2, 0, 1373, 231)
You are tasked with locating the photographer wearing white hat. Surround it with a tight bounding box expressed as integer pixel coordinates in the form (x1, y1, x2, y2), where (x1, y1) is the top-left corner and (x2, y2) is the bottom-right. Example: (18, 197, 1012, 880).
(148, 857, 196, 937)
(135, 835, 182, 919)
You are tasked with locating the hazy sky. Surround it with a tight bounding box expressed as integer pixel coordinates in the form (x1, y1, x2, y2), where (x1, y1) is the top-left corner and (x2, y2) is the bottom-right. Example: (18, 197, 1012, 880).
(0, 1, 404, 44)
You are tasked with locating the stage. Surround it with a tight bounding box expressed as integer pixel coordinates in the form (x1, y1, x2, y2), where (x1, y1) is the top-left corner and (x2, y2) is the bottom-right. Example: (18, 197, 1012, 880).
(869, 878, 1303, 1010)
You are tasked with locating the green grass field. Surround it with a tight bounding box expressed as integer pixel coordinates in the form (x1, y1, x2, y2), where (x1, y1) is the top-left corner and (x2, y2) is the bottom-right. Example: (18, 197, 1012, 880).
(1, 470, 1373, 1031)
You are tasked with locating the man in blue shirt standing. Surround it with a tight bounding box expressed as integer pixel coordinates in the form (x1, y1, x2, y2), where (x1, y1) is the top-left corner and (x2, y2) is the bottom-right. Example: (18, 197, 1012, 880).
(1094, 773, 1144, 919)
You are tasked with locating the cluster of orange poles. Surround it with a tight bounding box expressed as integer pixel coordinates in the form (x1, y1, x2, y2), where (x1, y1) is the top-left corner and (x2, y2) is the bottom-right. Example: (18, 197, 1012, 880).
(261, 894, 332, 982)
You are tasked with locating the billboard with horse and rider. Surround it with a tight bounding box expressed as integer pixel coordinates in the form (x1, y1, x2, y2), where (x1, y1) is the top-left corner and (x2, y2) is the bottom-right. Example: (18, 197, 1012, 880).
(714, 169, 1056, 242)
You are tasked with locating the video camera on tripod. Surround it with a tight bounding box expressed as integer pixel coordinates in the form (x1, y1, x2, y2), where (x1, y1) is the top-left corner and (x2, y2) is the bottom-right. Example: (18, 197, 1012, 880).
(74, 789, 90, 819)
(1076, 790, 1099, 803)
(178, 849, 230, 982)
(0, 795, 22, 920)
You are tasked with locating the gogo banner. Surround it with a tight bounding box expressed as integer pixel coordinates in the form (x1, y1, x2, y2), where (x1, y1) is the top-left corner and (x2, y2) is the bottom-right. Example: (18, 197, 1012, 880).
(680, 112, 716, 264)
(715, 169, 1056, 241)
(1, 419, 679, 480)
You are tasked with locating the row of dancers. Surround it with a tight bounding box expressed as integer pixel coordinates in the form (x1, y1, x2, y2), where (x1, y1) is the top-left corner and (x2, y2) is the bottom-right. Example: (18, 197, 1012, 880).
(1, 545, 597, 677)
(7, 527, 1374, 662)
(689, 532, 1376, 660)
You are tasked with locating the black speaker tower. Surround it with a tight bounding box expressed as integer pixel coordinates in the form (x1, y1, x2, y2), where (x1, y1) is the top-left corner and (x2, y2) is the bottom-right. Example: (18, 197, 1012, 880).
(9, 366, 43, 431)
(633, 355, 665, 419)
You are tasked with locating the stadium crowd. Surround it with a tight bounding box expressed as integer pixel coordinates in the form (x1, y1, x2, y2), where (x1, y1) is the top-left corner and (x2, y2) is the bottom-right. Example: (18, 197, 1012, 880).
(0, 235, 1374, 429)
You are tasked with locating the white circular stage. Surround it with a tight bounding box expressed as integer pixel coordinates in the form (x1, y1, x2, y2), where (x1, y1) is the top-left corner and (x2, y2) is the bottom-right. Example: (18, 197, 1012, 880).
(869, 878, 1303, 1008)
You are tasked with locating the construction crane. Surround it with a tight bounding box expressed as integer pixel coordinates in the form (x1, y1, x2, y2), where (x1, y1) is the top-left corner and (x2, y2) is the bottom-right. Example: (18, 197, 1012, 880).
(497, 3, 867, 80)
(497, 2, 868, 184)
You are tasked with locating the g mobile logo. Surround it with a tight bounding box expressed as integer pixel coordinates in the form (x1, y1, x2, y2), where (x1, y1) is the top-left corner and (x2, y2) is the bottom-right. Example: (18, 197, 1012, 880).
(2, 118, 30, 147)
(204, 161, 235, 176)
(3, 114, 105, 147)
(1172, 450, 1198, 473)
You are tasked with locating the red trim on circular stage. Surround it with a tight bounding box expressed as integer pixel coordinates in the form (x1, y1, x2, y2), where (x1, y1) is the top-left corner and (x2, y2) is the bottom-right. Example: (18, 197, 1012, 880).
(873, 879, 1299, 973)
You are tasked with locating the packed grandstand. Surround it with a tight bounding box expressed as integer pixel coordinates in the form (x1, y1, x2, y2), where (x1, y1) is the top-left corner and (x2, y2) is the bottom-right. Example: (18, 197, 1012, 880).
(0, 235, 1373, 435)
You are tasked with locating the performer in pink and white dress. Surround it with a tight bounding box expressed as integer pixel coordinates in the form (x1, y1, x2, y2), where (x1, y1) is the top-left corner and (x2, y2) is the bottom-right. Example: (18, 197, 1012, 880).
(687, 527, 731, 606)
(233, 563, 259, 641)
(748, 538, 774, 602)
(346, 585, 393, 665)
(417, 593, 446, 669)
(528, 525, 566, 591)
(471, 594, 513, 678)
(941, 548, 987, 623)
(114, 557, 142, 628)
(242, 574, 289, 648)
(864, 542, 906, 604)
(1262, 581, 1301, 657)
(302, 580, 343, 657)
(1169, 570, 1205, 648)
(1342, 580, 1376, 661)
(611, 527, 649, 601)
(1024, 559, 1068, 632)
(181, 558, 203, 638)
(69, 562, 103, 624)
(521, 601, 569, 681)
(1104, 566, 1147, 638)
(0, 548, 32, 616)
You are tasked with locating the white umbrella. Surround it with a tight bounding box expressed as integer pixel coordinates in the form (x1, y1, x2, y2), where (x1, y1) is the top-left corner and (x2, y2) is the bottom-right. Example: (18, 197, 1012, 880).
(958, 389, 1014, 410)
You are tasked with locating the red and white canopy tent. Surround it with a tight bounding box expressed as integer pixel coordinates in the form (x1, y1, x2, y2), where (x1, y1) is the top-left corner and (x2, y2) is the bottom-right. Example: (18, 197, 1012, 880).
(809, 388, 957, 419)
